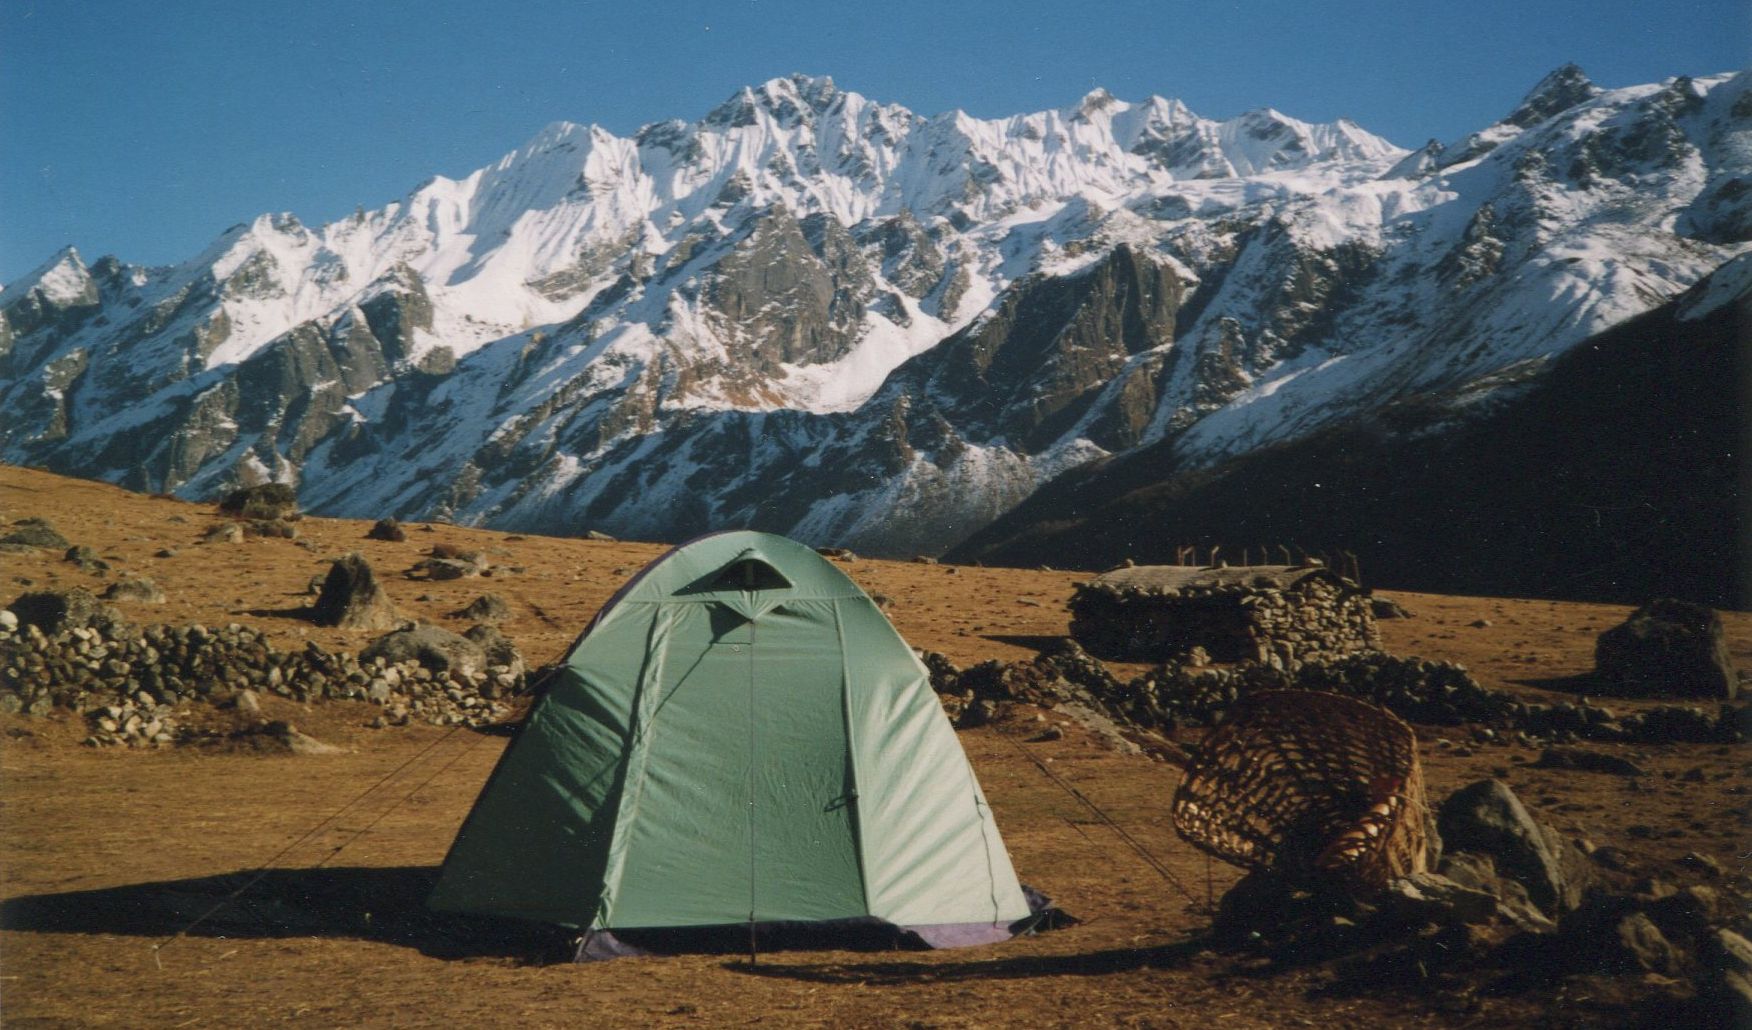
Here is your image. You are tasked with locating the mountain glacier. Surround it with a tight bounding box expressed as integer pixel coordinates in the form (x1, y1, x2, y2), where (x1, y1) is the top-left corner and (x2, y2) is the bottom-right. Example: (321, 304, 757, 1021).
(2, 67, 1747, 555)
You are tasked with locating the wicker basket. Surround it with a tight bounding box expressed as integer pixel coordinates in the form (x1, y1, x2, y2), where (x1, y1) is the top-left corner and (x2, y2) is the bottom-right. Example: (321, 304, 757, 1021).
(1170, 690, 1430, 887)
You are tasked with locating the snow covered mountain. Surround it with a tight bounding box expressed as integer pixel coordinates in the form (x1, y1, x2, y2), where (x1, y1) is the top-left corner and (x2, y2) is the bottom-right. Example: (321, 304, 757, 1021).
(2, 67, 1747, 556)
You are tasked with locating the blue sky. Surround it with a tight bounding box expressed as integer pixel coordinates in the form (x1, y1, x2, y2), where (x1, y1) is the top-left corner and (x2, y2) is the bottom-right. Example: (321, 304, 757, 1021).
(3, 0, 1744, 281)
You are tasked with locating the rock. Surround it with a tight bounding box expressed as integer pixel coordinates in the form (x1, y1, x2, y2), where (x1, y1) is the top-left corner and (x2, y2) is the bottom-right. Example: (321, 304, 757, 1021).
(450, 593, 511, 623)
(1469, 619, 1493, 628)
(583, 529, 616, 542)
(202, 522, 245, 545)
(816, 547, 857, 561)
(1611, 912, 1683, 975)
(1596, 598, 1736, 699)
(1370, 597, 1414, 619)
(102, 578, 167, 604)
(245, 519, 298, 540)
(361, 624, 486, 678)
(1700, 930, 1752, 1026)
(234, 689, 261, 714)
(1026, 724, 1065, 742)
(1437, 779, 1585, 916)
(412, 557, 483, 580)
(462, 624, 524, 674)
(0, 610, 16, 632)
(154, 548, 177, 558)
(218, 483, 299, 520)
(366, 518, 407, 542)
(6, 588, 123, 635)
(1385, 872, 1500, 926)
(0, 518, 70, 549)
(1678, 851, 1726, 878)
(1532, 746, 1646, 776)
(310, 553, 400, 630)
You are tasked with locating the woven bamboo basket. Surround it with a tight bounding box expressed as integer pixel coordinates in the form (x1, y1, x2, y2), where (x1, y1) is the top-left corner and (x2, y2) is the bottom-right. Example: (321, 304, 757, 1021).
(1170, 690, 1430, 887)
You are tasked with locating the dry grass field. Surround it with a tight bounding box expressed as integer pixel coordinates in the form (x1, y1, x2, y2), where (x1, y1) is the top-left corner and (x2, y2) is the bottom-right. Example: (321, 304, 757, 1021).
(1, 464, 1747, 1028)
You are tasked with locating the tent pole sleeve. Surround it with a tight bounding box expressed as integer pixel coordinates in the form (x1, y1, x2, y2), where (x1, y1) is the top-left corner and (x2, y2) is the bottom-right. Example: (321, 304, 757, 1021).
(593, 604, 676, 929)
(832, 599, 874, 914)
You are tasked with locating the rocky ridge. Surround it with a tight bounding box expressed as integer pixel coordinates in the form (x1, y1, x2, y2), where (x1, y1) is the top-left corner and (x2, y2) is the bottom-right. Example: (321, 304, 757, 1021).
(2, 68, 1747, 557)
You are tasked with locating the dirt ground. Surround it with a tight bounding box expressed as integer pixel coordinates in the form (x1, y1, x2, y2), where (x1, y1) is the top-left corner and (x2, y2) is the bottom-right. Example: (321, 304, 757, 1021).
(1, 465, 1747, 1028)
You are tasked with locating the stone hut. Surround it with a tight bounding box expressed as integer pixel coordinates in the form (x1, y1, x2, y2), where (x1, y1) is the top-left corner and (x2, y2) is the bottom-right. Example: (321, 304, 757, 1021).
(1069, 563, 1380, 666)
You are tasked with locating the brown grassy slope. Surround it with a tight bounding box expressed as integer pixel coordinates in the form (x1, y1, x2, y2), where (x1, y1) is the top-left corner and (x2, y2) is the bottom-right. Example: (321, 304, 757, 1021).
(1, 463, 1748, 1029)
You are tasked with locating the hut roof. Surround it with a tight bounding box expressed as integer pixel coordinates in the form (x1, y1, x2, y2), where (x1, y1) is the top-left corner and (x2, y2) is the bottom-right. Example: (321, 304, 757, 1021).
(1088, 564, 1350, 594)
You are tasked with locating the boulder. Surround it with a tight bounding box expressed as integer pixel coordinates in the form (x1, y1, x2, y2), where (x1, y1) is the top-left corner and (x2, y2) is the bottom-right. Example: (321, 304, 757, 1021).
(462, 624, 525, 675)
(102, 578, 167, 604)
(366, 518, 407, 542)
(0, 518, 70, 550)
(1595, 598, 1736, 699)
(218, 483, 299, 521)
(310, 553, 400, 630)
(451, 593, 511, 622)
(412, 557, 483, 581)
(6, 588, 124, 635)
(202, 522, 245, 544)
(361, 624, 486, 678)
(1437, 779, 1588, 916)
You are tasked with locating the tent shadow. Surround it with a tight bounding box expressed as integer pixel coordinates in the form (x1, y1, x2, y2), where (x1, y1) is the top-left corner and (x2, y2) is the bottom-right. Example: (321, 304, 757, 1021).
(0, 866, 571, 961)
(725, 936, 1207, 984)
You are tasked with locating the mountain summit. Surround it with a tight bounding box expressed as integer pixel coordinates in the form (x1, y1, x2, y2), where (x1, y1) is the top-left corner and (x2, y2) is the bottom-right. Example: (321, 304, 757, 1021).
(2, 69, 1747, 556)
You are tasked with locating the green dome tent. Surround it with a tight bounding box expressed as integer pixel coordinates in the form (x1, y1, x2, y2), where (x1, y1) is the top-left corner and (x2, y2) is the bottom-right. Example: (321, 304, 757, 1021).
(429, 531, 1037, 957)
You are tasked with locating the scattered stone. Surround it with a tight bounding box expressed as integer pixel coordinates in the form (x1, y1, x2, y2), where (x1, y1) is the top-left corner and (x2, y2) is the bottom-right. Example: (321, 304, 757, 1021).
(154, 548, 177, 559)
(583, 530, 616, 542)
(1469, 619, 1493, 628)
(1596, 598, 1737, 699)
(912, 555, 939, 565)
(1026, 725, 1065, 742)
(63, 545, 109, 574)
(102, 577, 167, 605)
(816, 547, 857, 561)
(310, 553, 400, 630)
(218, 483, 299, 521)
(0, 518, 70, 550)
(234, 689, 261, 713)
(366, 518, 407, 542)
(451, 593, 511, 623)
(1533, 746, 1646, 776)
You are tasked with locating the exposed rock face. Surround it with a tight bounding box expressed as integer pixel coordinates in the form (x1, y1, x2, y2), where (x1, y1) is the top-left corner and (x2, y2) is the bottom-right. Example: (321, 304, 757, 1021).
(2, 71, 1746, 565)
(309, 553, 399, 630)
(1595, 599, 1737, 699)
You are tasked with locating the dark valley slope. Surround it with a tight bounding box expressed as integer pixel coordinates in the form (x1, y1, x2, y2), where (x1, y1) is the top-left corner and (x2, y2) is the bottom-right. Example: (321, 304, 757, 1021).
(949, 259, 1751, 609)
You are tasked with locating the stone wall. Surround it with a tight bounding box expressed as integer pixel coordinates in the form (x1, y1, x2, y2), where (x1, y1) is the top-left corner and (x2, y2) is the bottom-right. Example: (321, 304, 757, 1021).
(1069, 566, 1380, 665)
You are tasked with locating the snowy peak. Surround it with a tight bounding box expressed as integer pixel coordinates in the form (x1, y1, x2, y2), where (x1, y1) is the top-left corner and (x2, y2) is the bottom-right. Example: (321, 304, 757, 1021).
(0, 246, 96, 311)
(1, 70, 1744, 560)
(1506, 63, 1602, 128)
